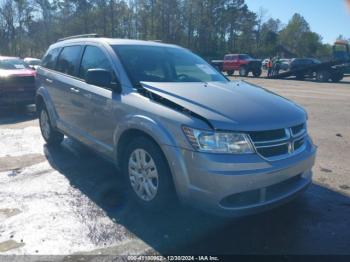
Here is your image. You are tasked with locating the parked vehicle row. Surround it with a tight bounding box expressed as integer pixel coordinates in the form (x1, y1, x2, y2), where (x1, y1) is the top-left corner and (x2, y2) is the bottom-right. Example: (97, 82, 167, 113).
(35, 35, 316, 216)
(0, 56, 38, 107)
(212, 42, 349, 82)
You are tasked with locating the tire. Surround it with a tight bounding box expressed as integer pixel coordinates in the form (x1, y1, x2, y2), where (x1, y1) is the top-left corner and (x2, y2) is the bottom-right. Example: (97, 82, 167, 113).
(227, 70, 234, 76)
(253, 69, 262, 77)
(121, 136, 175, 209)
(239, 66, 248, 77)
(331, 72, 344, 83)
(39, 105, 64, 146)
(316, 70, 330, 82)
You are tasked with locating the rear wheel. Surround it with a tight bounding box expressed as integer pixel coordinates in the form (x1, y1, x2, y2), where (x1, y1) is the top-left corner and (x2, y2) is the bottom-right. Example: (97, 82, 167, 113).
(122, 136, 175, 209)
(227, 70, 234, 76)
(253, 69, 262, 77)
(239, 66, 248, 77)
(316, 70, 330, 82)
(39, 106, 64, 146)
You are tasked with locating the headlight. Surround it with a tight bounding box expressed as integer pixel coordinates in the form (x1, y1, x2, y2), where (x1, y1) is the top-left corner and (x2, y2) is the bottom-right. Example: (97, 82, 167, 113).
(182, 126, 254, 154)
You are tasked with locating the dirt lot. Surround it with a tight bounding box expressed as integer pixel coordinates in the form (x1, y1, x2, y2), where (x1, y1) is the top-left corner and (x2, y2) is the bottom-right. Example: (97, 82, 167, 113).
(0, 77, 350, 257)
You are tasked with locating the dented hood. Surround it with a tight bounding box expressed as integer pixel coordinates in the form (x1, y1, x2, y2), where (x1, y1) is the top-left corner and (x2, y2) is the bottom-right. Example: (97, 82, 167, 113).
(141, 81, 307, 131)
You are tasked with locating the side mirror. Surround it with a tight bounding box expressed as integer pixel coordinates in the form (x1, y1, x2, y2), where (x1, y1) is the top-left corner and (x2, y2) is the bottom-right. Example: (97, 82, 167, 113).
(86, 69, 122, 93)
(86, 69, 111, 88)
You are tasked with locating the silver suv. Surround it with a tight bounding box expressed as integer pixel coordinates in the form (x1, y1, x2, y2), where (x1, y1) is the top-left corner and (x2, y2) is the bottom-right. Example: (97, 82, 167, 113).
(36, 35, 316, 216)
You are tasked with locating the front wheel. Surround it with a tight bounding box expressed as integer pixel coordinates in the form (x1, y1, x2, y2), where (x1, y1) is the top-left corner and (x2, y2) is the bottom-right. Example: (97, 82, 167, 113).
(331, 72, 344, 83)
(39, 106, 64, 146)
(227, 70, 234, 76)
(122, 136, 175, 209)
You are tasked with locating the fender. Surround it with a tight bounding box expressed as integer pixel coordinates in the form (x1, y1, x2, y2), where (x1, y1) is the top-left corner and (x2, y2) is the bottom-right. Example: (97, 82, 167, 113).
(36, 86, 59, 128)
(113, 113, 178, 161)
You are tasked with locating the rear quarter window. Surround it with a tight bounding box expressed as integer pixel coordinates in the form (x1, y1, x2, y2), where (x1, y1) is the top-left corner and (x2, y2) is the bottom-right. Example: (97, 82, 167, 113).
(42, 48, 61, 70)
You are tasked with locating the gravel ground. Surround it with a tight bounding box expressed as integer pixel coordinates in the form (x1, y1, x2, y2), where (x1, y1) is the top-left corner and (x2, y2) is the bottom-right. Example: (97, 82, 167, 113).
(0, 76, 349, 257)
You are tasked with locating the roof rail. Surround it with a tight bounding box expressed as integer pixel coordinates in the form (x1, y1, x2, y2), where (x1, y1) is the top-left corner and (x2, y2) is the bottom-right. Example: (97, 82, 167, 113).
(57, 33, 99, 42)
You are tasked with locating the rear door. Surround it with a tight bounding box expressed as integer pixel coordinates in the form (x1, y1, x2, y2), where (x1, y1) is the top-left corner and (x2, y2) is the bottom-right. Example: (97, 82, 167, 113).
(52, 45, 84, 131)
(39, 47, 62, 112)
(223, 55, 231, 71)
(232, 55, 239, 70)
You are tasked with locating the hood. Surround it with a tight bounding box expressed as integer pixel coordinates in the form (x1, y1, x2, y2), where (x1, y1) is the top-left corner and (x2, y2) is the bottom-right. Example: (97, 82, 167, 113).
(0, 69, 36, 77)
(141, 81, 306, 131)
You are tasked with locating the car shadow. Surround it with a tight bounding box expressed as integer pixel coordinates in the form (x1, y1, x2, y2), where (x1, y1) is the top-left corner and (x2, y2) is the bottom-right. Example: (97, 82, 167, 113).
(44, 138, 350, 255)
(0, 104, 37, 124)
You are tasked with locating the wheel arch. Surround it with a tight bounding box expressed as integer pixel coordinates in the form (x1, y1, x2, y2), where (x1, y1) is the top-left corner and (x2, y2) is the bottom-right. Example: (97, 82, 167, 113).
(35, 87, 59, 127)
(113, 115, 177, 168)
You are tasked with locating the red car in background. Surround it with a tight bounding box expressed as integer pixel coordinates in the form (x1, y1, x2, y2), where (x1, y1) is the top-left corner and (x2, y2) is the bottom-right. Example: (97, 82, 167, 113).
(223, 54, 262, 77)
(0, 56, 36, 107)
(211, 54, 262, 77)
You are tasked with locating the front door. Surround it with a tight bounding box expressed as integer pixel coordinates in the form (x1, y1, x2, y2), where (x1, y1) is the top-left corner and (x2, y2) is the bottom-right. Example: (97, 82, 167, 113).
(75, 45, 120, 150)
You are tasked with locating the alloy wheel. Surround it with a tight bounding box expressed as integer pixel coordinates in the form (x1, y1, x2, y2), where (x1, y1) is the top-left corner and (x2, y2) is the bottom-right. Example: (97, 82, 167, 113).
(128, 149, 159, 201)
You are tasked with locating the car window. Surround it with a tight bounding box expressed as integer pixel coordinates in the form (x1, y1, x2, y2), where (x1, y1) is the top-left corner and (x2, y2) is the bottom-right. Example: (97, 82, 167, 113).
(56, 45, 82, 76)
(42, 48, 61, 70)
(27, 60, 41, 66)
(79, 46, 115, 81)
(239, 54, 252, 60)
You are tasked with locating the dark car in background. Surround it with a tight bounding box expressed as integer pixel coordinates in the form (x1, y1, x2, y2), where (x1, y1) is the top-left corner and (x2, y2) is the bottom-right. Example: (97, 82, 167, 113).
(288, 58, 321, 80)
(289, 58, 321, 71)
(0, 56, 36, 107)
(280, 59, 291, 71)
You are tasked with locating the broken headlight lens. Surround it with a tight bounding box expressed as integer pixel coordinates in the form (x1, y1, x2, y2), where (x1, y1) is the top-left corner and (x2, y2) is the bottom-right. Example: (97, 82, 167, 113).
(182, 126, 254, 154)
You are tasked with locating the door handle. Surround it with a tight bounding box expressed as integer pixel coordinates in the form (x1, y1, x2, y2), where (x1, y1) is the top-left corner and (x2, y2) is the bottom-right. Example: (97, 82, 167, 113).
(45, 78, 53, 84)
(70, 87, 80, 93)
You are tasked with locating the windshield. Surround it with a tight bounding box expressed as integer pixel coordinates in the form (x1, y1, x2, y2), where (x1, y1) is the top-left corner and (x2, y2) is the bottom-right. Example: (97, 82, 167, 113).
(0, 59, 29, 70)
(239, 54, 252, 60)
(113, 45, 227, 85)
(26, 60, 41, 66)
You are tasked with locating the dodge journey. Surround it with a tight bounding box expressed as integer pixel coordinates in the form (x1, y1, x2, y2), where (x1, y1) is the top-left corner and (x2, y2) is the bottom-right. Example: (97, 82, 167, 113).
(36, 35, 316, 216)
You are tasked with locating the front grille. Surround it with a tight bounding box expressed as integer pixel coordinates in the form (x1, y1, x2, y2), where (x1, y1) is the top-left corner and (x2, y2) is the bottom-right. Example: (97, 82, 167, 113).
(256, 144, 289, 158)
(249, 129, 286, 142)
(294, 137, 305, 151)
(291, 123, 306, 136)
(1, 75, 35, 87)
(248, 123, 307, 160)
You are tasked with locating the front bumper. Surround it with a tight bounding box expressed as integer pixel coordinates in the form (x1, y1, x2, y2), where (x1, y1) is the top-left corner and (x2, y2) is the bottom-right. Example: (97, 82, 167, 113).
(0, 90, 35, 105)
(162, 137, 316, 216)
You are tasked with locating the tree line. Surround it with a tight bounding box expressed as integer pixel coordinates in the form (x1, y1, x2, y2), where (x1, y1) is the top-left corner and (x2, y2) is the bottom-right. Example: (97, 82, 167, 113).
(0, 0, 346, 60)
